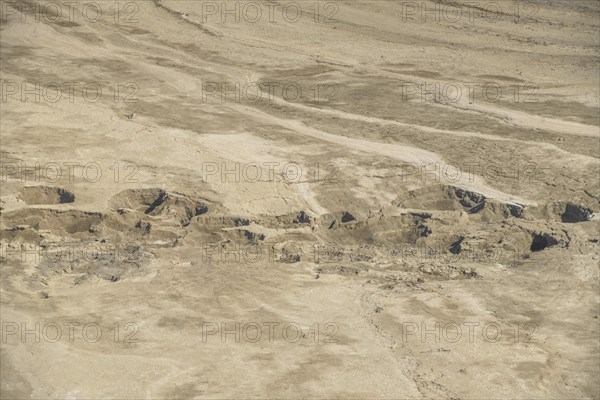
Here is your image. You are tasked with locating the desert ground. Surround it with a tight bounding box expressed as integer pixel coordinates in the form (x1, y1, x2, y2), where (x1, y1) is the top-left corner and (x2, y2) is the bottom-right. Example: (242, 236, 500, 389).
(1, 0, 599, 398)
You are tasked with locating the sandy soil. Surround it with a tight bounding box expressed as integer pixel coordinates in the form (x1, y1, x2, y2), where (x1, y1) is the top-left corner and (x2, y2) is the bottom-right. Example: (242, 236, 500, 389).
(1, 1, 599, 399)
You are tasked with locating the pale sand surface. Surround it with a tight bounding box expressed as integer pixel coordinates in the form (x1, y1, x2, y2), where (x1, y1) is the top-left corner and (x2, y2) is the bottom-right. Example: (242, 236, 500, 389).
(1, 1, 599, 399)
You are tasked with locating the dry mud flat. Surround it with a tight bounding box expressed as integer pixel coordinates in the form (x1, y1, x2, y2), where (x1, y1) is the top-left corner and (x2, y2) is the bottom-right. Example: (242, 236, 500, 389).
(0, 0, 599, 399)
